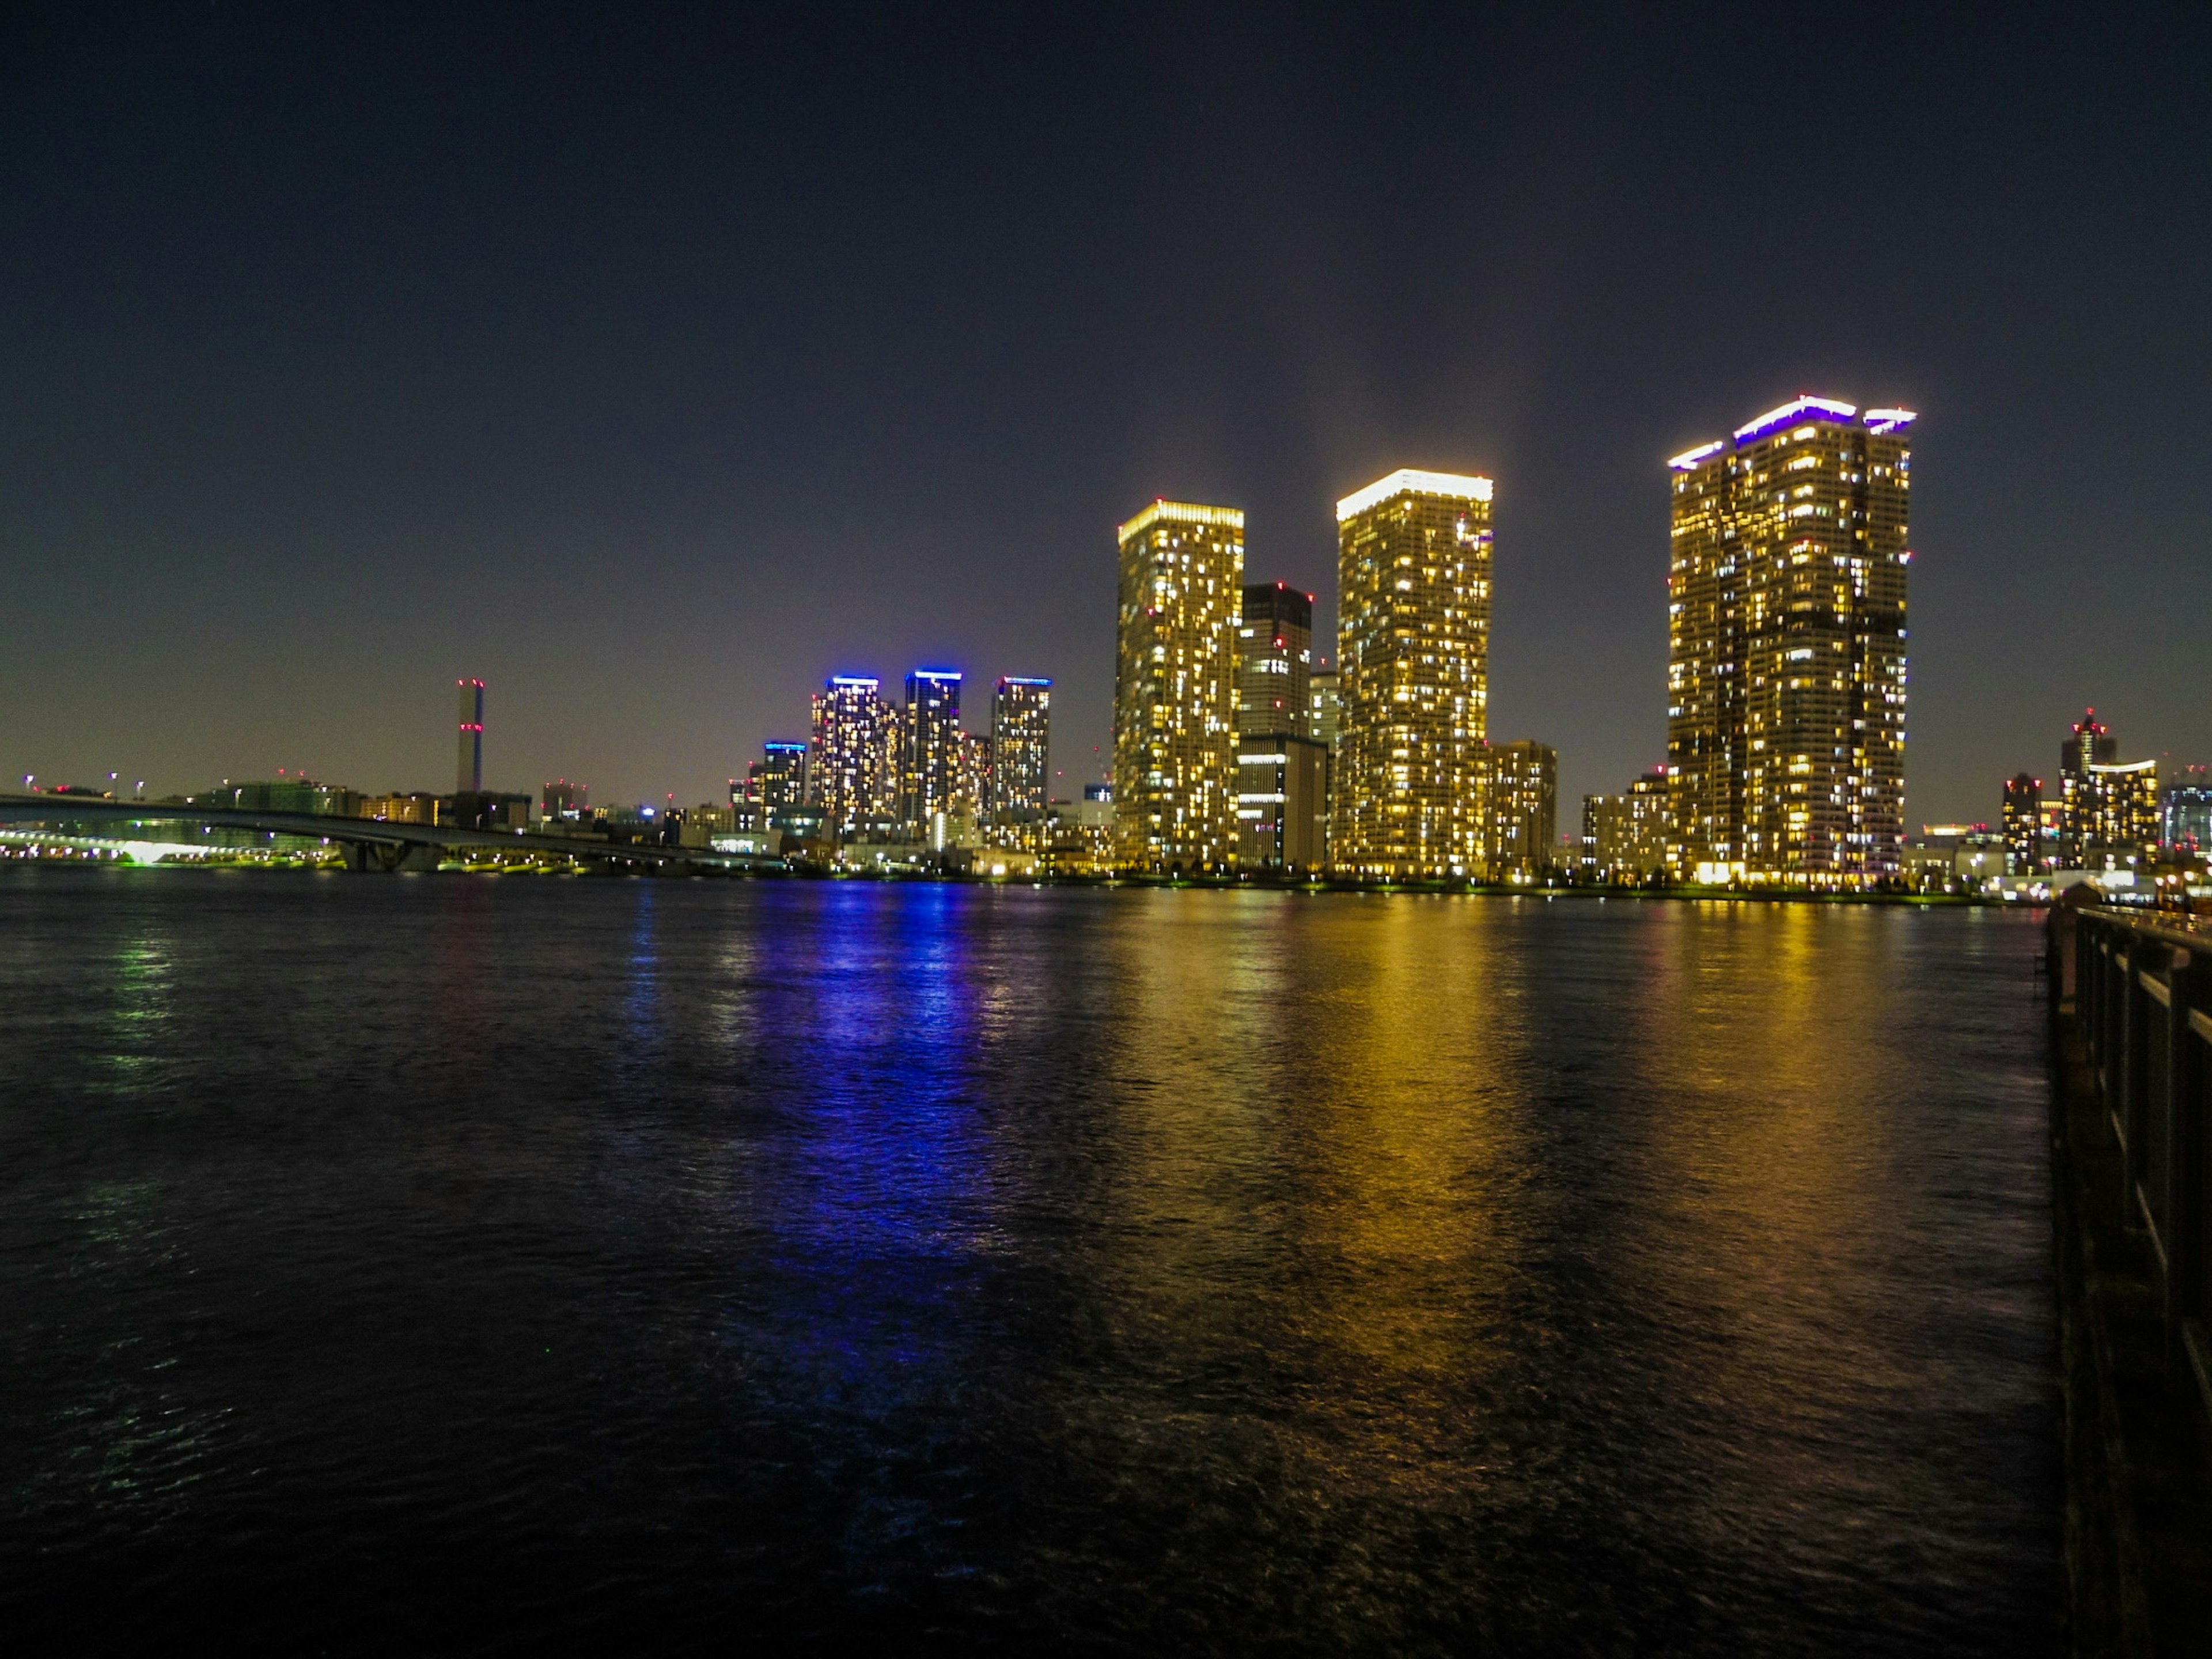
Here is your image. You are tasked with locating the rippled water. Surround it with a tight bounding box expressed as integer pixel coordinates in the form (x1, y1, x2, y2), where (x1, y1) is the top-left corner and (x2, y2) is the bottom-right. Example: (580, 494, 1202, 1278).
(0, 870, 2058, 1654)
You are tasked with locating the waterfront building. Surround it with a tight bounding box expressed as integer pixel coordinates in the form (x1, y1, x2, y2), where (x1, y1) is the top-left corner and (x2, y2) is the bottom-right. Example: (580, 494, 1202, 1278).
(457, 678, 485, 796)
(1234, 733, 1330, 873)
(1481, 740, 1557, 879)
(1238, 583, 1313, 739)
(1044, 787, 1116, 876)
(542, 778, 588, 820)
(2165, 766, 2211, 858)
(809, 675, 899, 837)
(1582, 767, 1670, 883)
(753, 741, 809, 810)
(902, 669, 965, 832)
(991, 677, 1052, 820)
(1113, 500, 1244, 873)
(2057, 709, 2118, 868)
(359, 791, 445, 825)
(1665, 398, 1912, 884)
(1332, 469, 1494, 879)
(2083, 760, 2161, 869)
(1309, 666, 1340, 748)
(2002, 773, 2043, 874)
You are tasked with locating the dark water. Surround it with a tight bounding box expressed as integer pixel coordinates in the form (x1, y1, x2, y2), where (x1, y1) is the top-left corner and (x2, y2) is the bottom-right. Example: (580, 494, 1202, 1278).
(0, 870, 2058, 1654)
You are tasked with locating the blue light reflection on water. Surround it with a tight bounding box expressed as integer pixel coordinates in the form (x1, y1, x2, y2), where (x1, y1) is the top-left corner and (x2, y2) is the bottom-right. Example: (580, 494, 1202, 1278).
(0, 872, 2059, 1654)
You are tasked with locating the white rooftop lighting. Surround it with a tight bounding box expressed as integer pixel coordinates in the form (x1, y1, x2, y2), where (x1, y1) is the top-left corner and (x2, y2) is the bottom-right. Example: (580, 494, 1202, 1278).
(1335, 468, 1494, 522)
(1733, 396, 1858, 442)
(1117, 500, 1246, 541)
(1863, 408, 1918, 434)
(1668, 440, 1725, 471)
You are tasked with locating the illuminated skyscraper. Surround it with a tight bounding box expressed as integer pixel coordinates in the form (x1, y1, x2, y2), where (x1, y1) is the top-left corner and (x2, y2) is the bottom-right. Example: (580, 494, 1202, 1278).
(1332, 469, 1494, 878)
(809, 675, 897, 836)
(990, 677, 1052, 819)
(456, 678, 485, 795)
(1237, 583, 1313, 738)
(1113, 500, 1244, 872)
(750, 741, 809, 810)
(903, 669, 964, 830)
(2057, 709, 2116, 867)
(1665, 397, 1912, 882)
(2002, 773, 2043, 874)
(1234, 584, 1324, 872)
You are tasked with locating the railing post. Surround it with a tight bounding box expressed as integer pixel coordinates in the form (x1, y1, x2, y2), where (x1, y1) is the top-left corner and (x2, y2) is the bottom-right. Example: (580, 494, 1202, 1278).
(2166, 952, 2207, 1375)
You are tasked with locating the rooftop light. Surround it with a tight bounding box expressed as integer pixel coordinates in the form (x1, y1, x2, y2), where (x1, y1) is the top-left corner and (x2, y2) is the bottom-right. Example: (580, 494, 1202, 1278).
(1668, 440, 1725, 471)
(1117, 500, 1247, 541)
(1733, 396, 1858, 444)
(1336, 468, 1494, 521)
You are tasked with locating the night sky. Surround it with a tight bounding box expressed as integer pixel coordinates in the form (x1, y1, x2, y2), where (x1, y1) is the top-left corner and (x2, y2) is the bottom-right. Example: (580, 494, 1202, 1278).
(3, 6, 2207, 826)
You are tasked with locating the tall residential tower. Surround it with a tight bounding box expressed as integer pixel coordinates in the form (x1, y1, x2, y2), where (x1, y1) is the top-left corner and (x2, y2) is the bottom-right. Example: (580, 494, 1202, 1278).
(1332, 469, 1494, 879)
(1113, 500, 1244, 872)
(990, 677, 1052, 820)
(809, 675, 897, 836)
(1665, 397, 1912, 882)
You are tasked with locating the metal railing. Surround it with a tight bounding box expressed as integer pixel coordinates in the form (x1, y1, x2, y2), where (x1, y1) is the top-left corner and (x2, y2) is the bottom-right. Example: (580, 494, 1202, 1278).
(2059, 903, 2212, 1415)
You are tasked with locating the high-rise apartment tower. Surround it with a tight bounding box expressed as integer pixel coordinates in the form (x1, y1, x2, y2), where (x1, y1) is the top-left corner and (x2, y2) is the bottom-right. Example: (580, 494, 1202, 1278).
(1113, 501, 1244, 872)
(1332, 469, 1494, 878)
(1237, 583, 1313, 738)
(903, 670, 964, 831)
(2002, 773, 2043, 875)
(1665, 397, 1912, 882)
(809, 676, 897, 836)
(991, 678, 1052, 820)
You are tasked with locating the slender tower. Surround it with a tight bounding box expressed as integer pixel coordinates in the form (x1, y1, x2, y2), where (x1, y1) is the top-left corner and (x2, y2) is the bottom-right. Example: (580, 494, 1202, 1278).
(1665, 398, 1913, 882)
(1332, 469, 1494, 879)
(456, 679, 484, 796)
(1113, 501, 1244, 873)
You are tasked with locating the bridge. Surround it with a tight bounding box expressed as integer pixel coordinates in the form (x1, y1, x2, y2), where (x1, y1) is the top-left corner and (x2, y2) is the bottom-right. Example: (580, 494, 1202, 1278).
(0, 793, 782, 873)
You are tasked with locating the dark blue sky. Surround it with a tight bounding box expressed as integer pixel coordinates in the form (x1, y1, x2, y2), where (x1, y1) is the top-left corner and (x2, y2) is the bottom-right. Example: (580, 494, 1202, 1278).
(3, 5, 2207, 823)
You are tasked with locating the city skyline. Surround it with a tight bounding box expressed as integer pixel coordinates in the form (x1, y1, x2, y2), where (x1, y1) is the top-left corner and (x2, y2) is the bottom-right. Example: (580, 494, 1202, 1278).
(3, 12, 2208, 830)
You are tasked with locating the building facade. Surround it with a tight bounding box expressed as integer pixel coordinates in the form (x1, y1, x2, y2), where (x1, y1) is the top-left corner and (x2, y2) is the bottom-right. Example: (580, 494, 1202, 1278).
(1113, 500, 1244, 873)
(1234, 733, 1330, 873)
(1665, 398, 1912, 884)
(991, 677, 1052, 821)
(1237, 583, 1313, 739)
(2002, 772, 2043, 874)
(755, 741, 809, 810)
(809, 675, 898, 836)
(2058, 709, 2118, 868)
(2165, 767, 2211, 858)
(901, 669, 964, 832)
(1481, 740, 1557, 878)
(1582, 767, 1670, 883)
(1332, 469, 1494, 879)
(1309, 668, 1340, 748)
(2081, 760, 2161, 869)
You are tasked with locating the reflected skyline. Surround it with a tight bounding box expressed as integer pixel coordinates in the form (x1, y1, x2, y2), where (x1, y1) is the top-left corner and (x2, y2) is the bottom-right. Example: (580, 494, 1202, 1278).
(0, 874, 2057, 1650)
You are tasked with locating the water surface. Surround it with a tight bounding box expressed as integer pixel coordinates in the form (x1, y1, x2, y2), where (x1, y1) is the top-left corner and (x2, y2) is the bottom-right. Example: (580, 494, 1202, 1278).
(0, 872, 2058, 1653)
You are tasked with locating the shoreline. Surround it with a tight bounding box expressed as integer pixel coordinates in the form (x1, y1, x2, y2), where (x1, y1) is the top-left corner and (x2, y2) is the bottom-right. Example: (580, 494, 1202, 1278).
(0, 854, 2012, 904)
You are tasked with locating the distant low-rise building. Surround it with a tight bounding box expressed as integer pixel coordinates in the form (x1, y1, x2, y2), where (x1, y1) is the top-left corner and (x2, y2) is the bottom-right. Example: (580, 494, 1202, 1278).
(1582, 767, 1669, 883)
(1481, 740, 1556, 879)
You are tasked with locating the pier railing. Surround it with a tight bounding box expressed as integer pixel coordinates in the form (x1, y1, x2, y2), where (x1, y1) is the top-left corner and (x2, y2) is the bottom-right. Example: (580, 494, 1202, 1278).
(2059, 903, 2212, 1416)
